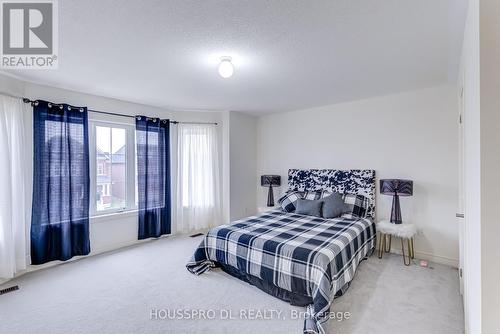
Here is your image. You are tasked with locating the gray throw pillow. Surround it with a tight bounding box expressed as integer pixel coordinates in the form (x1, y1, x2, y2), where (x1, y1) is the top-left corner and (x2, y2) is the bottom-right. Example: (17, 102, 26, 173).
(295, 198, 323, 217)
(321, 192, 345, 218)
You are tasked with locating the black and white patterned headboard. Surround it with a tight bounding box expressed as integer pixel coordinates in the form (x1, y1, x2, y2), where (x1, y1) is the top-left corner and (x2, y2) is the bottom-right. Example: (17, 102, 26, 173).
(288, 169, 376, 219)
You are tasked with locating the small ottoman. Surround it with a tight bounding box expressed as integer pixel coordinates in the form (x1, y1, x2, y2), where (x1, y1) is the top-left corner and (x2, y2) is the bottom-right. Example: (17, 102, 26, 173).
(377, 220, 417, 266)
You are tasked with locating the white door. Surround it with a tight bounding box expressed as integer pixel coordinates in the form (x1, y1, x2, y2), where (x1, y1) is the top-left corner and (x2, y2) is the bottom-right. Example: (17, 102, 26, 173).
(457, 82, 465, 295)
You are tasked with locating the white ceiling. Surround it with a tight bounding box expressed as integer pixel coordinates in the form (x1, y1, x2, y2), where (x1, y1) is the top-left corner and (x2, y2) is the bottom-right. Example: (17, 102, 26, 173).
(4, 0, 467, 115)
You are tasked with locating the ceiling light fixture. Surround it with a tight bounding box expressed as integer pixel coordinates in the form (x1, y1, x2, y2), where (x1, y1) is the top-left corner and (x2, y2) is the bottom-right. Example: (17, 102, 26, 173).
(218, 57, 234, 78)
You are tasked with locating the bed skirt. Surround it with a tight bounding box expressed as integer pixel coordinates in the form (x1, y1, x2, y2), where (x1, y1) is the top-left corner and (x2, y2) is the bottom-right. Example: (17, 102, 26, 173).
(216, 261, 356, 307)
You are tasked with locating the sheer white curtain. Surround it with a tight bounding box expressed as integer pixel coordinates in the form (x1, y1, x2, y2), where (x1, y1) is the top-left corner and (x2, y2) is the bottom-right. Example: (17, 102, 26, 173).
(0, 95, 32, 279)
(173, 124, 221, 234)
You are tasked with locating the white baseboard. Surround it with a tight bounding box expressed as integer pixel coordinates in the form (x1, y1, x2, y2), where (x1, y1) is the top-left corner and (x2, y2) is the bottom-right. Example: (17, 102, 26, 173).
(381, 247, 459, 268)
(89, 234, 171, 256)
(0, 236, 171, 286)
(90, 238, 150, 256)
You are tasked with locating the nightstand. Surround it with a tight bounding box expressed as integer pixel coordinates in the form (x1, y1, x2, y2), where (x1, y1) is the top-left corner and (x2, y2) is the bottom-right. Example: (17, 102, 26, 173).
(377, 220, 417, 266)
(257, 206, 278, 213)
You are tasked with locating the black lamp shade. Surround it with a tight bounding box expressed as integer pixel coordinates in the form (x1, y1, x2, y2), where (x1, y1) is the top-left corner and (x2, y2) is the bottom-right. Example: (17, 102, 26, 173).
(380, 179, 413, 196)
(380, 179, 413, 224)
(261, 175, 281, 207)
(261, 175, 281, 187)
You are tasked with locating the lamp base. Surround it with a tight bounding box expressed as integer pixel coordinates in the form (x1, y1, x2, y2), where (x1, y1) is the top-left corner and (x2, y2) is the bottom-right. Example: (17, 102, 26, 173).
(267, 186, 274, 207)
(390, 194, 403, 224)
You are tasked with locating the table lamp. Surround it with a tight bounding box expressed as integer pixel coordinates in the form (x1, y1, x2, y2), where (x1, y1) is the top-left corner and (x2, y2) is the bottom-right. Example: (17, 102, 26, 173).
(380, 179, 413, 224)
(261, 175, 281, 207)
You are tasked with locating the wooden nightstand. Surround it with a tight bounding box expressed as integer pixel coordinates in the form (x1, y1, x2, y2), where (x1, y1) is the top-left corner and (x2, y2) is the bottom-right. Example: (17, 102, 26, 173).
(377, 220, 417, 266)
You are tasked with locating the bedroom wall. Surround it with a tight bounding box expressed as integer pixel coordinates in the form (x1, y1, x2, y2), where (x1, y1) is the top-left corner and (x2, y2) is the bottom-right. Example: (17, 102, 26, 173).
(0, 73, 230, 274)
(460, 1, 500, 332)
(459, 0, 481, 332)
(0, 74, 24, 97)
(229, 111, 258, 220)
(256, 85, 459, 267)
(479, 0, 500, 332)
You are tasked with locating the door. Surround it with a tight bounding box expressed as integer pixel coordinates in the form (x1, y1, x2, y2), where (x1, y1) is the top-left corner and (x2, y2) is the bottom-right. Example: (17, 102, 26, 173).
(457, 82, 465, 296)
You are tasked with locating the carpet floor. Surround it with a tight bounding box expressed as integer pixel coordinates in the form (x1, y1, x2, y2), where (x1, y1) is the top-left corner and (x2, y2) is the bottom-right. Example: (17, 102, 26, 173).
(0, 235, 464, 334)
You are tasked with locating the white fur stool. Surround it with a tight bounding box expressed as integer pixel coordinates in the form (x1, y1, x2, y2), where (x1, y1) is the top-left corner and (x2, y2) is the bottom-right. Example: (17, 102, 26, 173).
(377, 220, 417, 266)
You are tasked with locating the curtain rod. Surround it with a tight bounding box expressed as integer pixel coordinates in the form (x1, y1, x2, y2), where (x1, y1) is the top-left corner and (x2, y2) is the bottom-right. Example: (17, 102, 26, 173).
(18, 97, 218, 125)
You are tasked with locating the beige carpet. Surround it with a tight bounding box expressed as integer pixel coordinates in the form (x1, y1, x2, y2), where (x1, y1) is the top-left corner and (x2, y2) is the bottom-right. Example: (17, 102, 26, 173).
(0, 235, 464, 334)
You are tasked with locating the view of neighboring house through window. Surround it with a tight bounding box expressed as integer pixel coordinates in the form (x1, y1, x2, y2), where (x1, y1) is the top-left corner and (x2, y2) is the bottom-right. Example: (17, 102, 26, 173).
(88, 118, 219, 219)
(97, 163, 105, 175)
(89, 119, 136, 216)
(89, 115, 137, 216)
(95, 126, 127, 211)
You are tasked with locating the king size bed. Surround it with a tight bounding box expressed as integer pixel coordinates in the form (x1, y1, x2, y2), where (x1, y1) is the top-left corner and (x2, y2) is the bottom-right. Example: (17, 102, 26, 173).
(186, 169, 377, 334)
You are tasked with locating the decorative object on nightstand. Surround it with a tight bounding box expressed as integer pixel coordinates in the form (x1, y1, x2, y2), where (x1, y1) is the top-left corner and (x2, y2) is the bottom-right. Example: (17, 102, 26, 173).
(377, 220, 417, 266)
(380, 179, 413, 224)
(261, 175, 281, 207)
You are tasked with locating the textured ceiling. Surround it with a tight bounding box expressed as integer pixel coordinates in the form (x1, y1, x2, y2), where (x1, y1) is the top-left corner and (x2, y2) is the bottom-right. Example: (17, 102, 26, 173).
(3, 0, 467, 114)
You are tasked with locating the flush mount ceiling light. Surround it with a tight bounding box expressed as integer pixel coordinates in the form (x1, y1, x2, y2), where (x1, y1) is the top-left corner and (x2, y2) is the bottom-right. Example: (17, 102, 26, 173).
(218, 57, 234, 78)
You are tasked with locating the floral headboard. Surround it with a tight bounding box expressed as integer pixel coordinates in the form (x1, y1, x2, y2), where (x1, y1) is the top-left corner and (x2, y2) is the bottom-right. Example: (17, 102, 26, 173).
(288, 169, 376, 219)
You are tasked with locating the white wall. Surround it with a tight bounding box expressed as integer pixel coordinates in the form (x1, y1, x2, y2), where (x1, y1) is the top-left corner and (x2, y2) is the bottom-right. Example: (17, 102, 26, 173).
(0, 74, 24, 97)
(459, 1, 500, 332)
(479, 0, 500, 332)
(257, 85, 459, 267)
(229, 111, 257, 220)
(221, 111, 231, 224)
(0, 73, 230, 274)
(459, 0, 481, 332)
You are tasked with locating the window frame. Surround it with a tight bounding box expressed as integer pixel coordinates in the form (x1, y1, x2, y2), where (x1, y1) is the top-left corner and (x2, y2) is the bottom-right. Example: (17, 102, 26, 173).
(89, 118, 137, 217)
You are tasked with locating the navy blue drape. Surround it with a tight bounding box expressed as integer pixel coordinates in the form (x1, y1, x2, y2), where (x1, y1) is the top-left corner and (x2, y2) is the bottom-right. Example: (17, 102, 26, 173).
(136, 117, 171, 239)
(31, 100, 91, 265)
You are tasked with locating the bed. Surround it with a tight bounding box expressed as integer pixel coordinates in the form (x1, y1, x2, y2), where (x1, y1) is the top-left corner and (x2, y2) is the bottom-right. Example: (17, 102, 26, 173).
(186, 169, 376, 334)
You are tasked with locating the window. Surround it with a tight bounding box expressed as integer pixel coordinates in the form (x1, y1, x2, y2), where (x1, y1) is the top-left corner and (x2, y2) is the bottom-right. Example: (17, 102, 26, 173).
(174, 124, 220, 234)
(89, 119, 136, 215)
(97, 163, 105, 175)
(179, 124, 219, 209)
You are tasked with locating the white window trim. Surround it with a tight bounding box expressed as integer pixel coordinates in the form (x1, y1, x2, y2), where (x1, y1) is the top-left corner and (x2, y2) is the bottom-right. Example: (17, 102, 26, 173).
(89, 118, 137, 217)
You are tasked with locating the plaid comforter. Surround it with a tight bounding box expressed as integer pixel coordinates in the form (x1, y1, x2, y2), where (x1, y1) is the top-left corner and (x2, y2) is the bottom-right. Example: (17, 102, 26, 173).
(186, 210, 376, 334)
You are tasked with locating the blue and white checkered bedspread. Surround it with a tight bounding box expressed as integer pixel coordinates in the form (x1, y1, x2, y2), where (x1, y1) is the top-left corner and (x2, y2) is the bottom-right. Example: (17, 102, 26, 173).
(186, 210, 376, 334)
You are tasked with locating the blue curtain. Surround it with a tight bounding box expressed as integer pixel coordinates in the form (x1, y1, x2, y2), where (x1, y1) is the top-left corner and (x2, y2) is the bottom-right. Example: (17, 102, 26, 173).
(31, 100, 91, 265)
(136, 117, 171, 239)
